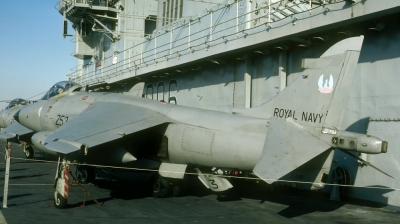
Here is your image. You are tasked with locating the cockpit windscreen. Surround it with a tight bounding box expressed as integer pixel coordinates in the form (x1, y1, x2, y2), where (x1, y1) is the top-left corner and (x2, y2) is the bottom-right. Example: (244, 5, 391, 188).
(41, 81, 79, 100)
(5, 98, 28, 110)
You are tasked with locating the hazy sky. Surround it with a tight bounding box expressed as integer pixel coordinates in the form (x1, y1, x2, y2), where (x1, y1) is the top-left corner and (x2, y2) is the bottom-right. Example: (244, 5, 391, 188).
(0, 1, 76, 109)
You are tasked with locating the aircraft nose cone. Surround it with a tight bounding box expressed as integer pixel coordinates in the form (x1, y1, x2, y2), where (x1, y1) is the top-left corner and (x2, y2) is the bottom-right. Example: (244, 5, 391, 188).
(13, 110, 20, 123)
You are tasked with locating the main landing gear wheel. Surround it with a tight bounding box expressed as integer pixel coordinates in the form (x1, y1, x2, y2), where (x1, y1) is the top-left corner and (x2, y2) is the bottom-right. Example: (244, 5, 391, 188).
(24, 146, 34, 159)
(77, 165, 95, 184)
(54, 192, 67, 209)
(151, 174, 170, 198)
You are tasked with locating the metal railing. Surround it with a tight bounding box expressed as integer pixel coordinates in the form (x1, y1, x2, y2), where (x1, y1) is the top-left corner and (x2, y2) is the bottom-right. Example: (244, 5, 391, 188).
(55, 0, 110, 11)
(66, 0, 349, 85)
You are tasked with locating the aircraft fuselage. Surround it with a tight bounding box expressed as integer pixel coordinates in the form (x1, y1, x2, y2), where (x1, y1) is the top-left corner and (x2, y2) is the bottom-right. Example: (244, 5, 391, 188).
(17, 92, 267, 170)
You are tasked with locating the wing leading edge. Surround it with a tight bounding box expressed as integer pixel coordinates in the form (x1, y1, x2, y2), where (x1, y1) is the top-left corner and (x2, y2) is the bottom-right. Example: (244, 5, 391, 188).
(0, 122, 33, 142)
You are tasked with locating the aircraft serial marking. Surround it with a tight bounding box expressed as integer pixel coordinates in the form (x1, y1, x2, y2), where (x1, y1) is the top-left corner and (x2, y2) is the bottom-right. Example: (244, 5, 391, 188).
(273, 108, 324, 123)
(55, 115, 69, 126)
(210, 180, 218, 189)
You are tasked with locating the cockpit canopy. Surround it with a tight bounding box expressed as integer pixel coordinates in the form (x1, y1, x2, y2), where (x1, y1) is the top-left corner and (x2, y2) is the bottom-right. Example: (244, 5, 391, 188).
(5, 98, 28, 110)
(41, 81, 81, 100)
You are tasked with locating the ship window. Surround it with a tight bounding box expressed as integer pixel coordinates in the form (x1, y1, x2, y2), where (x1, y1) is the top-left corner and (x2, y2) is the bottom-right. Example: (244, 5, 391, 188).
(169, 96, 177, 105)
(157, 82, 165, 101)
(146, 84, 153, 99)
(169, 80, 177, 104)
(162, 0, 183, 26)
(145, 15, 157, 37)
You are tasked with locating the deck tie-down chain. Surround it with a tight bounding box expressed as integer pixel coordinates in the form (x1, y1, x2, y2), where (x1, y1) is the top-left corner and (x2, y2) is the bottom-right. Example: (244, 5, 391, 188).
(68, 168, 104, 207)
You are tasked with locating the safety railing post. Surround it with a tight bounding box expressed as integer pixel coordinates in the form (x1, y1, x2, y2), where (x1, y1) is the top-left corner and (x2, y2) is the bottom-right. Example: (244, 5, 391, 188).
(141, 43, 144, 64)
(188, 20, 191, 51)
(210, 10, 213, 42)
(2, 142, 11, 208)
(236, 0, 239, 36)
(93, 63, 95, 80)
(246, 0, 251, 30)
(268, 0, 271, 24)
(169, 27, 173, 55)
(129, 50, 131, 68)
(154, 36, 157, 60)
(101, 59, 104, 79)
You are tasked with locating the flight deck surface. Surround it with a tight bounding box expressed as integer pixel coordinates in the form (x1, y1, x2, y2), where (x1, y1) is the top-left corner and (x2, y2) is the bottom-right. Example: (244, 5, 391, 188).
(0, 141, 399, 224)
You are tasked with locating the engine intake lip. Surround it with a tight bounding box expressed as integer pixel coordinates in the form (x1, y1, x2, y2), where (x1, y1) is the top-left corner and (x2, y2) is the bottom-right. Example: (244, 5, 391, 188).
(13, 110, 20, 123)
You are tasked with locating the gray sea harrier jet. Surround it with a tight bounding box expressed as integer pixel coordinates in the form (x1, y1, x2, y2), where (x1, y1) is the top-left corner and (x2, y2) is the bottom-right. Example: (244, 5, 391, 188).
(13, 36, 391, 208)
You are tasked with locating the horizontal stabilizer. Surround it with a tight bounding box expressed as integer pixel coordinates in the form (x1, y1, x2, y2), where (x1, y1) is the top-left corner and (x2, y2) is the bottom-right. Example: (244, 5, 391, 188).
(253, 117, 331, 184)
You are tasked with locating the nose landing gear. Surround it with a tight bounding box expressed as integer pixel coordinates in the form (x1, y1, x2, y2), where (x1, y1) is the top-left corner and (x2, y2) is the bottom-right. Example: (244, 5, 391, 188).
(23, 144, 34, 159)
(53, 158, 103, 209)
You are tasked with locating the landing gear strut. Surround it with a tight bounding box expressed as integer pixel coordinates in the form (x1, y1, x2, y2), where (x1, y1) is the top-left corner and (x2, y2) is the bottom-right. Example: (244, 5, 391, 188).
(54, 157, 70, 209)
(4, 142, 12, 163)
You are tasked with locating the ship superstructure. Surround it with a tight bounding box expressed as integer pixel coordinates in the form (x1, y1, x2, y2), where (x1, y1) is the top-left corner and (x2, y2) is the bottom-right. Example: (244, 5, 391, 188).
(57, 0, 400, 208)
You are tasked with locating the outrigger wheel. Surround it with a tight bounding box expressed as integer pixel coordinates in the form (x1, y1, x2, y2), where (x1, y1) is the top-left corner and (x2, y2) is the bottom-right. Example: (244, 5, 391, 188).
(24, 145, 34, 159)
(151, 174, 170, 198)
(54, 192, 67, 209)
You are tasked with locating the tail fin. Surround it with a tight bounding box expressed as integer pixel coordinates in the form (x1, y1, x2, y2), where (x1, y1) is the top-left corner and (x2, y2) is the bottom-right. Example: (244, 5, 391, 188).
(272, 36, 363, 129)
(253, 36, 364, 184)
(235, 36, 363, 130)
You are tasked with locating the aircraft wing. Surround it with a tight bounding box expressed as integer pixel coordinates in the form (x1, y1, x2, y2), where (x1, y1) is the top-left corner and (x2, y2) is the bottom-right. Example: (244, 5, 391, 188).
(39, 102, 172, 155)
(0, 122, 33, 142)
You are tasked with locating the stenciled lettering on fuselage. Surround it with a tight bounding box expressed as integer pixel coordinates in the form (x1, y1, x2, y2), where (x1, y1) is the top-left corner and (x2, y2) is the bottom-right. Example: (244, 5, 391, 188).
(273, 108, 324, 124)
(210, 180, 218, 189)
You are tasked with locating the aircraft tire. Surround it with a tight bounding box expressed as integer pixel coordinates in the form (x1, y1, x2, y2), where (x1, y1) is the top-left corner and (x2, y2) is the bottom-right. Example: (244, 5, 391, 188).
(77, 165, 95, 184)
(54, 192, 67, 209)
(151, 174, 170, 198)
(24, 146, 34, 159)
